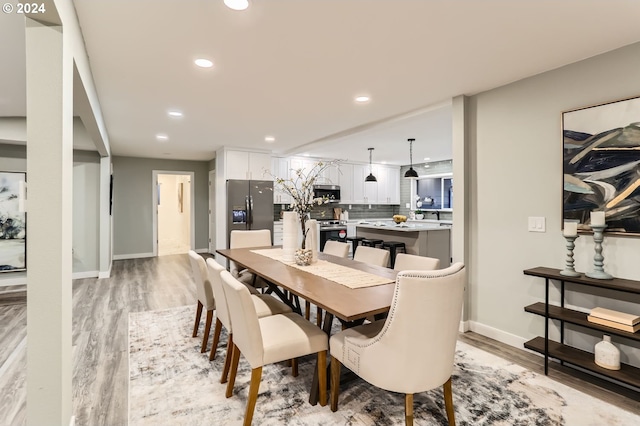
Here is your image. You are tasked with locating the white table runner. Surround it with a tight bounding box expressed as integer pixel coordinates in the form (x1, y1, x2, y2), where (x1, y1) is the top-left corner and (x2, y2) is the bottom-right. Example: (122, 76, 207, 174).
(251, 248, 394, 289)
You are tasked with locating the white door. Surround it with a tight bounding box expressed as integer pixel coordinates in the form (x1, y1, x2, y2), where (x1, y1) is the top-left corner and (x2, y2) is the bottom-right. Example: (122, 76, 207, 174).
(153, 170, 195, 256)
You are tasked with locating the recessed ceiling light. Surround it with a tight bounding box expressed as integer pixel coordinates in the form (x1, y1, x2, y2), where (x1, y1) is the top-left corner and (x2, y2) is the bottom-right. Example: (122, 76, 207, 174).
(423, 157, 431, 161)
(168, 110, 183, 118)
(156, 134, 169, 141)
(264, 136, 276, 143)
(194, 58, 214, 68)
(355, 95, 370, 103)
(303, 153, 310, 157)
(380, 161, 387, 164)
(224, 0, 249, 11)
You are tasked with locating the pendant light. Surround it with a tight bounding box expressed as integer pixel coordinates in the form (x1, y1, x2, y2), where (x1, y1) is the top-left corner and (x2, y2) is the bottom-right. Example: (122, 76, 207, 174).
(365, 148, 377, 182)
(404, 138, 419, 179)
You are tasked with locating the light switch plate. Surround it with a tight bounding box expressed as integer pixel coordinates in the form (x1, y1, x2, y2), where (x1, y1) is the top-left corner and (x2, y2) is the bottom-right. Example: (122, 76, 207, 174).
(528, 216, 546, 232)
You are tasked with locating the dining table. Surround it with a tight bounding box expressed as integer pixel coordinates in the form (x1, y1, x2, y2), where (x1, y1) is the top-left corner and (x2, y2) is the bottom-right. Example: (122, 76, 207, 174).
(216, 246, 398, 405)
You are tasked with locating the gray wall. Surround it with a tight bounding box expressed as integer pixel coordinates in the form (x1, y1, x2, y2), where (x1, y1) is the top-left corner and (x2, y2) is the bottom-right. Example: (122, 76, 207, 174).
(112, 156, 209, 256)
(468, 41, 640, 365)
(0, 144, 101, 283)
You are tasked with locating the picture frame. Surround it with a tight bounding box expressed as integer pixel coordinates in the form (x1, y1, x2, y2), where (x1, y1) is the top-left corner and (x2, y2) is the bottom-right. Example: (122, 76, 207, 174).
(0, 171, 26, 272)
(562, 95, 640, 236)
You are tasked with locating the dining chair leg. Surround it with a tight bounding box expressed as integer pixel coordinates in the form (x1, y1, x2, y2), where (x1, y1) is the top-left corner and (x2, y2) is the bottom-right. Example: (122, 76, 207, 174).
(318, 350, 327, 407)
(192, 301, 203, 337)
(226, 344, 241, 398)
(291, 358, 298, 377)
(210, 318, 223, 359)
(405, 393, 414, 426)
(443, 377, 455, 426)
(330, 356, 341, 412)
(220, 334, 234, 382)
(201, 310, 214, 353)
(316, 307, 323, 327)
(244, 367, 263, 426)
(305, 301, 311, 320)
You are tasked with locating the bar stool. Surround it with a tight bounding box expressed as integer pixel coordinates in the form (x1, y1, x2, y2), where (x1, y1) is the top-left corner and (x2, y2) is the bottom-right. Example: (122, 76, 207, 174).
(381, 241, 406, 269)
(346, 236, 365, 255)
(361, 239, 383, 248)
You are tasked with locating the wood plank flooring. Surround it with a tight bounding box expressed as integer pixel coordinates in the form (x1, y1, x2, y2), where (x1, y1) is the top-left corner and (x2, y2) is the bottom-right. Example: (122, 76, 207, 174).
(0, 254, 638, 425)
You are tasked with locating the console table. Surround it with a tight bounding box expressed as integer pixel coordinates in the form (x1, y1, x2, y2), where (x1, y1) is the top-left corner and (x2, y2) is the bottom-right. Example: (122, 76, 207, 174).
(523, 267, 640, 390)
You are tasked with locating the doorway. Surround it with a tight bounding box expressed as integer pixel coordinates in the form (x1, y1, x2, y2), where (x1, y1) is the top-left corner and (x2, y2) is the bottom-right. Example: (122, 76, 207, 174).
(152, 171, 195, 256)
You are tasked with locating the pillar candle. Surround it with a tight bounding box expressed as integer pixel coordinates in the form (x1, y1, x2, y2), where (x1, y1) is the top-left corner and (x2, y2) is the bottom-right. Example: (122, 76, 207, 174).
(590, 211, 605, 226)
(563, 221, 578, 237)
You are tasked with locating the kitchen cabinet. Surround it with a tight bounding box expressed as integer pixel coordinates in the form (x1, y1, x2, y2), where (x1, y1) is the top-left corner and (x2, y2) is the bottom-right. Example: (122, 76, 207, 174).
(226, 150, 272, 180)
(338, 163, 353, 203)
(272, 157, 292, 205)
(376, 166, 400, 204)
(273, 221, 283, 246)
(352, 164, 378, 204)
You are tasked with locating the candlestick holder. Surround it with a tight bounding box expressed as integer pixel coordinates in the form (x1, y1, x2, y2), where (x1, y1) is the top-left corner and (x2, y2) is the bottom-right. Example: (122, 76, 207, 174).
(586, 224, 613, 280)
(560, 235, 580, 277)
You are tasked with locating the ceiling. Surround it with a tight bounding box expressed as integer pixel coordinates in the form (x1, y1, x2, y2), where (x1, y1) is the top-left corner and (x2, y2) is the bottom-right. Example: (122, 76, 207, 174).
(2, 1, 640, 165)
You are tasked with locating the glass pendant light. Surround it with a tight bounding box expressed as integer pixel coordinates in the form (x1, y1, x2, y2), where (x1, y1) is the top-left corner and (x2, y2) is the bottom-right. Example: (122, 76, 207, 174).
(404, 138, 419, 179)
(365, 147, 377, 182)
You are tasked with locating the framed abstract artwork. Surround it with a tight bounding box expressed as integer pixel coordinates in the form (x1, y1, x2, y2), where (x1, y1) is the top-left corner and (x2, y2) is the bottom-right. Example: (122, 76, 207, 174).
(563, 96, 640, 235)
(0, 171, 26, 272)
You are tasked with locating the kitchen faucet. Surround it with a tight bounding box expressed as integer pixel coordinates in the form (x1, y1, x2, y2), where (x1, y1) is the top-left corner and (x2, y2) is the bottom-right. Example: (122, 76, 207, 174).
(431, 211, 440, 220)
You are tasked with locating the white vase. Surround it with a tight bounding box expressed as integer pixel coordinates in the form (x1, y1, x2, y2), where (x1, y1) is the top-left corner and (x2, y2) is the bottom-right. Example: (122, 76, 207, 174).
(415, 214, 424, 220)
(594, 335, 620, 370)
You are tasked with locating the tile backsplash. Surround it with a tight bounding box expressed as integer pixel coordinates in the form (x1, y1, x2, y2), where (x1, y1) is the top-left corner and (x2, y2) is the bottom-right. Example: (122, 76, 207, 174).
(274, 203, 399, 221)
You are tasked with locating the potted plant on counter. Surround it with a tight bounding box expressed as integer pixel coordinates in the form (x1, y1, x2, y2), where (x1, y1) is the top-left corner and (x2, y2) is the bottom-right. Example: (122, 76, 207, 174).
(414, 210, 424, 220)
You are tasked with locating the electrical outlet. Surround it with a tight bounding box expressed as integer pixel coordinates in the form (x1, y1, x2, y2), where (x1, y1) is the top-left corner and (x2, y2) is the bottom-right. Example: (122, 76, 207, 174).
(368, 204, 372, 209)
(528, 216, 546, 232)
(405, 203, 410, 208)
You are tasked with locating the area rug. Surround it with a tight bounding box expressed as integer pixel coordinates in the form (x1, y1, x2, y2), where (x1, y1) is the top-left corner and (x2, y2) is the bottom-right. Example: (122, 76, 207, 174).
(129, 305, 639, 425)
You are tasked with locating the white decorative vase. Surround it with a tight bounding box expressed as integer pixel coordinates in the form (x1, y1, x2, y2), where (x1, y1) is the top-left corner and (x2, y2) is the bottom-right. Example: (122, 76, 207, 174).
(415, 214, 424, 220)
(594, 335, 620, 370)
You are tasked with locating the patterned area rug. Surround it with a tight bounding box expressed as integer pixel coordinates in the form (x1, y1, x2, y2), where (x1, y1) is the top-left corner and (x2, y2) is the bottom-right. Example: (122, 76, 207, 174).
(129, 305, 639, 425)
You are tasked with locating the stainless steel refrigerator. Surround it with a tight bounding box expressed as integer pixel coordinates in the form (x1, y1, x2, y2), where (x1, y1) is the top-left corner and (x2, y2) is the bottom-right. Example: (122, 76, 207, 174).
(227, 179, 274, 245)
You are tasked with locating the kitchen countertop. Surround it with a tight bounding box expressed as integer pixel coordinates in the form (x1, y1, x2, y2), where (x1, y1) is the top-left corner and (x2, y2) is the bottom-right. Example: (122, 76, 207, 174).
(355, 221, 448, 232)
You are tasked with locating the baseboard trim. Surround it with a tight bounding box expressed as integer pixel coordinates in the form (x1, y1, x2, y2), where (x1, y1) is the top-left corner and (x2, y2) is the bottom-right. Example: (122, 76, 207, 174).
(98, 262, 112, 279)
(72, 271, 99, 280)
(459, 320, 470, 333)
(113, 252, 154, 260)
(0, 277, 27, 286)
(467, 320, 527, 349)
(69, 415, 75, 426)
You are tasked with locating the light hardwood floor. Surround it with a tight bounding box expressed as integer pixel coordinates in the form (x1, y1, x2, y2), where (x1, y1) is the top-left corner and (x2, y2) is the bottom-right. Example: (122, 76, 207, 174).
(0, 254, 638, 424)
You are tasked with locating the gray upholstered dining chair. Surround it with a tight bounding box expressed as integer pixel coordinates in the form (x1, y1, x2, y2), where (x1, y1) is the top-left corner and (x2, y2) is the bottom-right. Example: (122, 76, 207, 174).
(229, 229, 272, 291)
(323, 240, 350, 258)
(220, 270, 329, 425)
(188, 251, 217, 353)
(205, 258, 293, 382)
(329, 262, 466, 426)
(353, 245, 390, 268)
(393, 253, 440, 271)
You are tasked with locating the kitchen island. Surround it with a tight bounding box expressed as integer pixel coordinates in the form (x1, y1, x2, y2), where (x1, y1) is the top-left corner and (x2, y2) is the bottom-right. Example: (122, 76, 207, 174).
(356, 221, 451, 268)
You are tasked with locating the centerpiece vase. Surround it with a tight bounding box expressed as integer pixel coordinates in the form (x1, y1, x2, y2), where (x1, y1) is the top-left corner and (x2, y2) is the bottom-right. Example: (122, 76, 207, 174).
(294, 215, 313, 266)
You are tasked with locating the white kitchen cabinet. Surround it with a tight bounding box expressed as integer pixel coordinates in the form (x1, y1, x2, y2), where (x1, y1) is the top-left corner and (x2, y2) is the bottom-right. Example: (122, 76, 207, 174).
(352, 163, 379, 204)
(272, 157, 292, 205)
(376, 166, 400, 204)
(338, 163, 353, 203)
(273, 221, 283, 245)
(226, 150, 272, 180)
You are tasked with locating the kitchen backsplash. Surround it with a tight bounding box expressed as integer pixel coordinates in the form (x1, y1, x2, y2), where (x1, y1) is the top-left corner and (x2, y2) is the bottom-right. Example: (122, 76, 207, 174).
(274, 203, 400, 221)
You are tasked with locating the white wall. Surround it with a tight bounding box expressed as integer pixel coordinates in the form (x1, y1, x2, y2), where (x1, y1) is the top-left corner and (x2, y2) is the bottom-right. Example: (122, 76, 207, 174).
(468, 41, 640, 366)
(72, 154, 100, 274)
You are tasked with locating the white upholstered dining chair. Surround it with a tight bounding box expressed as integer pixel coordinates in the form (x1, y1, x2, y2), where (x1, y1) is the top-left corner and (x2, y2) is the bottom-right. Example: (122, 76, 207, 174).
(353, 245, 390, 268)
(323, 240, 350, 258)
(220, 270, 329, 425)
(188, 251, 217, 353)
(393, 253, 440, 271)
(205, 259, 293, 381)
(329, 262, 466, 425)
(229, 229, 272, 290)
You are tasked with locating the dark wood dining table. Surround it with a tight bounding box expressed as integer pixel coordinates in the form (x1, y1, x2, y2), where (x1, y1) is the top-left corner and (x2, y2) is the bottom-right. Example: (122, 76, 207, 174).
(216, 246, 398, 405)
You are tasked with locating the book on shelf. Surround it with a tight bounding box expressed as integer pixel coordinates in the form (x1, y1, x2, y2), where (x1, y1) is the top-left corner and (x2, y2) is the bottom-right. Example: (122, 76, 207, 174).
(589, 307, 640, 326)
(587, 315, 640, 333)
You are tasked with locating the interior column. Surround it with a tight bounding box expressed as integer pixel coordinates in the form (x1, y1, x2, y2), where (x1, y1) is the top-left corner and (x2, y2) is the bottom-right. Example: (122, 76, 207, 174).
(25, 17, 74, 425)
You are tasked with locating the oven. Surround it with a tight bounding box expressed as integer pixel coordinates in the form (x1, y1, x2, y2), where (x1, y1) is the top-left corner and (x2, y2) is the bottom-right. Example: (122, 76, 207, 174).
(319, 221, 347, 251)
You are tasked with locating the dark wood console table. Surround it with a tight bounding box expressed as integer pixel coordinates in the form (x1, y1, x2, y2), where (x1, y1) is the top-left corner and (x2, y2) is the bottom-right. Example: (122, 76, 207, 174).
(523, 267, 640, 390)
